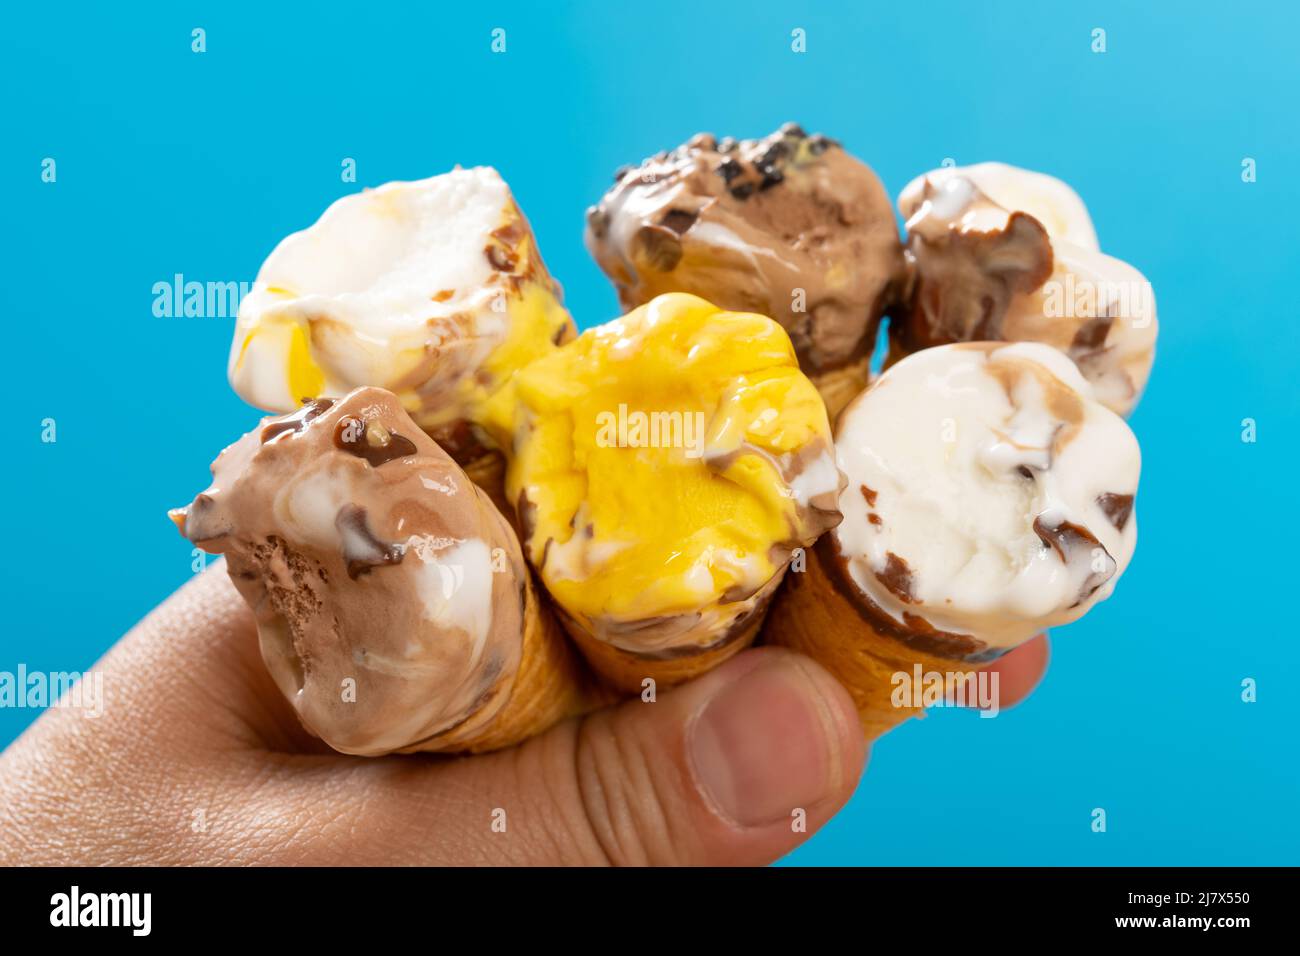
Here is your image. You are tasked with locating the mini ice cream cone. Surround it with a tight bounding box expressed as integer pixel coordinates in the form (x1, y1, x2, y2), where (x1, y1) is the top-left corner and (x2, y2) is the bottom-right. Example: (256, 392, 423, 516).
(584, 123, 902, 421)
(226, 166, 576, 483)
(767, 341, 1142, 737)
(486, 293, 845, 694)
(890, 163, 1157, 416)
(171, 387, 602, 756)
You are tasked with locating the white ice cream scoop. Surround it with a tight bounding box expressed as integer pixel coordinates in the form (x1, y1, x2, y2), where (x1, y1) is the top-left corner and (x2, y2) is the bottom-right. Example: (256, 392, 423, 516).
(833, 341, 1141, 656)
(228, 167, 573, 438)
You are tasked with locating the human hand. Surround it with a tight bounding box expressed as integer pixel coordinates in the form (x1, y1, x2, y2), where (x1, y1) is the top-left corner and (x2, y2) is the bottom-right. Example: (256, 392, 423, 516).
(0, 564, 1048, 866)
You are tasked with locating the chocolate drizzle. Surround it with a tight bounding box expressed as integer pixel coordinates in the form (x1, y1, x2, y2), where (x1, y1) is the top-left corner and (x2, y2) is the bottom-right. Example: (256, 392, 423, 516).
(333, 416, 418, 467)
(336, 504, 405, 580)
(1032, 516, 1114, 603)
(261, 398, 335, 443)
(897, 210, 1054, 352)
(485, 244, 517, 272)
(816, 536, 1002, 663)
(1070, 315, 1113, 352)
(484, 216, 527, 273)
(1096, 492, 1135, 532)
(1033, 516, 1102, 564)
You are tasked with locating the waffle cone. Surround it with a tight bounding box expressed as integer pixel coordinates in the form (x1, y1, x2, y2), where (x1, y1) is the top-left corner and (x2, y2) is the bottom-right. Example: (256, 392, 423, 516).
(810, 354, 871, 424)
(764, 539, 991, 739)
(460, 449, 513, 530)
(560, 600, 771, 695)
(411, 571, 608, 754)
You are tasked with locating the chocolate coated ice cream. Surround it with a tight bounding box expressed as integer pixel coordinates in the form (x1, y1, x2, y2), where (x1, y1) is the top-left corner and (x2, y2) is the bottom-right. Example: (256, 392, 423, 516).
(170, 388, 531, 756)
(585, 124, 903, 373)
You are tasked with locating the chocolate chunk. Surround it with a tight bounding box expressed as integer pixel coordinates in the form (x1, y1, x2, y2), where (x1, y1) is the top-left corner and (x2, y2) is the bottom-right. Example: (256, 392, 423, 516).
(1016, 465, 1035, 480)
(336, 505, 404, 580)
(876, 551, 918, 604)
(632, 224, 683, 272)
(613, 164, 633, 182)
(860, 484, 878, 507)
(333, 416, 418, 467)
(485, 243, 517, 272)
(1033, 515, 1114, 602)
(779, 122, 807, 139)
(1033, 516, 1101, 563)
(1071, 316, 1113, 352)
(901, 211, 1055, 351)
(261, 398, 335, 443)
(717, 157, 743, 184)
(729, 181, 756, 201)
(1096, 492, 1135, 532)
(758, 140, 788, 166)
(660, 208, 698, 235)
(867, 513, 882, 526)
(759, 167, 785, 190)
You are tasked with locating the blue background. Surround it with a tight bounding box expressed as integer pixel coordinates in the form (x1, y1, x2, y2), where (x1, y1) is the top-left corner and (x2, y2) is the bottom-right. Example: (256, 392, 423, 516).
(4, 1, 1296, 864)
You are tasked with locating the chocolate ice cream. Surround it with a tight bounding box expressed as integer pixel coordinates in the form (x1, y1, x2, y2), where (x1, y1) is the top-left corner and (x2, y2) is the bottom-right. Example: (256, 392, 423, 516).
(170, 387, 583, 756)
(585, 123, 903, 376)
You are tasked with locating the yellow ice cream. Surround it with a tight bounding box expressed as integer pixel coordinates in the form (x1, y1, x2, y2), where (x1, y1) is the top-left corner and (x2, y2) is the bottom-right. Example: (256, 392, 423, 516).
(495, 293, 844, 651)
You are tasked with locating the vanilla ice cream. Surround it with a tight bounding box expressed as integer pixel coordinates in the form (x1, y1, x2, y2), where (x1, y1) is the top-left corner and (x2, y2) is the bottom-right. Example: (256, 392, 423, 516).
(831, 341, 1141, 658)
(229, 168, 574, 451)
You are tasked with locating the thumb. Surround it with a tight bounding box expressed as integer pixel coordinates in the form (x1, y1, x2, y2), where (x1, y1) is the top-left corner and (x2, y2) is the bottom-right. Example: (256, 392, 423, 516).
(293, 646, 867, 865)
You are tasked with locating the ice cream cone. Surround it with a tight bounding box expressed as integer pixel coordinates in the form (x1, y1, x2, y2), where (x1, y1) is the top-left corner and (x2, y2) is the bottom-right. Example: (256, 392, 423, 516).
(226, 166, 577, 461)
(172, 387, 606, 756)
(768, 341, 1143, 737)
(584, 124, 902, 387)
(491, 294, 845, 694)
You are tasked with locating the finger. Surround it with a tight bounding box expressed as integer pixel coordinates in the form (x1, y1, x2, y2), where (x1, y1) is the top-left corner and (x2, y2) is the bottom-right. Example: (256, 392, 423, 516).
(265, 646, 868, 866)
(107, 562, 322, 753)
(980, 633, 1051, 710)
